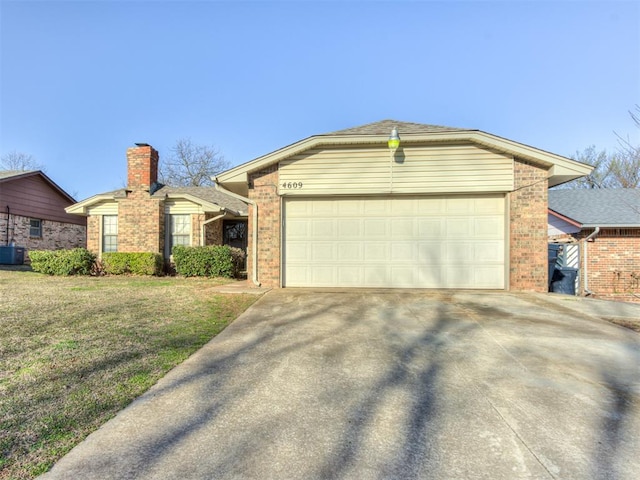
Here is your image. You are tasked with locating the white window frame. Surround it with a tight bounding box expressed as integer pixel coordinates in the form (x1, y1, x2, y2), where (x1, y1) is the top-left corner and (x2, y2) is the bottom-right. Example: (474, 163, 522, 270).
(169, 214, 191, 252)
(102, 215, 118, 253)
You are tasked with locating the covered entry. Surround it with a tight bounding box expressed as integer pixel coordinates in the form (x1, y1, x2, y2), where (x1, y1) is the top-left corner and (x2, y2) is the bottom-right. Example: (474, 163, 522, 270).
(283, 194, 506, 288)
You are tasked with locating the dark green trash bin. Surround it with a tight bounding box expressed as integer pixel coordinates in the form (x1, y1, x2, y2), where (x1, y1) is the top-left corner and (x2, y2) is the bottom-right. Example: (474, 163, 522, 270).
(550, 267, 578, 295)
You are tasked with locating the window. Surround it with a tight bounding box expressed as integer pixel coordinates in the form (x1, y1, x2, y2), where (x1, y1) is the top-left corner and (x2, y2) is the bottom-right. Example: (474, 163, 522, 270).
(170, 214, 191, 249)
(29, 219, 42, 238)
(102, 215, 118, 252)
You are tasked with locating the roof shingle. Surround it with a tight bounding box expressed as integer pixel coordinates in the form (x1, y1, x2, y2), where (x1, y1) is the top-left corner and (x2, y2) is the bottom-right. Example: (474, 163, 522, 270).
(548, 189, 640, 227)
(324, 119, 470, 136)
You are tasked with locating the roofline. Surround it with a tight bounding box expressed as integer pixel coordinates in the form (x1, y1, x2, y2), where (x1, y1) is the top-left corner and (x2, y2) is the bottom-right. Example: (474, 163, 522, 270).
(66, 193, 119, 215)
(66, 190, 245, 216)
(216, 130, 593, 187)
(164, 192, 240, 215)
(1, 170, 77, 203)
(548, 208, 583, 228)
(581, 223, 640, 228)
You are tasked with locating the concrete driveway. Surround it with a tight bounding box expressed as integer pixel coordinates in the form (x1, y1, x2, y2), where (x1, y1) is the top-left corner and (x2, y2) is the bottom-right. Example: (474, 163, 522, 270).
(41, 291, 640, 480)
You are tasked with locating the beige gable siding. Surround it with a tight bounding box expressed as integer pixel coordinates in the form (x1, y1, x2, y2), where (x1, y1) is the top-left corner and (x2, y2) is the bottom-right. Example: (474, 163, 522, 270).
(86, 200, 118, 215)
(164, 199, 204, 214)
(279, 144, 514, 196)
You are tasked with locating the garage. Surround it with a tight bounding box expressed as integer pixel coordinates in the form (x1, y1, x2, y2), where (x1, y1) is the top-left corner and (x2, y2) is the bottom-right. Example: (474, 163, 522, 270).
(216, 119, 593, 291)
(283, 194, 505, 288)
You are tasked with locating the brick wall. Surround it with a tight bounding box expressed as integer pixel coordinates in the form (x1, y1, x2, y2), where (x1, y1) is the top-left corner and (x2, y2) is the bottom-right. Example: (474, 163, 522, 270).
(204, 214, 223, 245)
(87, 215, 100, 253)
(581, 229, 640, 302)
(118, 190, 165, 254)
(248, 166, 280, 287)
(509, 160, 549, 292)
(127, 145, 158, 190)
(0, 213, 86, 261)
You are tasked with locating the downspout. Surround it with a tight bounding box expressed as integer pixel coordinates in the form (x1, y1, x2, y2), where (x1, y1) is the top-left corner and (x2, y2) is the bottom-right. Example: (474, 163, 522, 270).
(5, 206, 9, 245)
(583, 226, 600, 296)
(213, 182, 260, 287)
(201, 212, 226, 247)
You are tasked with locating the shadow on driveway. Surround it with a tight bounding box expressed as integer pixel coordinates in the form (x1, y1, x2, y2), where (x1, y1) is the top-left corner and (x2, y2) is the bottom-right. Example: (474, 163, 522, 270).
(41, 291, 640, 480)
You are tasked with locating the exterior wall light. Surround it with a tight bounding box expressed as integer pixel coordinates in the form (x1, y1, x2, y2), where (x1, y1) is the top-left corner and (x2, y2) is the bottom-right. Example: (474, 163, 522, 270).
(388, 127, 400, 153)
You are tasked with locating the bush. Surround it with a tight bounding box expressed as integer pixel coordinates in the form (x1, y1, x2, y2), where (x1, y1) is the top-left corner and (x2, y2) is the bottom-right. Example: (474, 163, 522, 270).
(29, 248, 96, 276)
(172, 245, 236, 278)
(101, 252, 163, 276)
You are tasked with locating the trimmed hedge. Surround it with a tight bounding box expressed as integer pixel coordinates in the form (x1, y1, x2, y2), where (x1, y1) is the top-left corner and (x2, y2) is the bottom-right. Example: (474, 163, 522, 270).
(101, 252, 163, 276)
(172, 245, 243, 278)
(29, 248, 96, 276)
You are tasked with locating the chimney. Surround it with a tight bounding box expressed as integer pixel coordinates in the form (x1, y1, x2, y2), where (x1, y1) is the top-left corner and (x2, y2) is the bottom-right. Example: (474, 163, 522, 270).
(126, 143, 159, 191)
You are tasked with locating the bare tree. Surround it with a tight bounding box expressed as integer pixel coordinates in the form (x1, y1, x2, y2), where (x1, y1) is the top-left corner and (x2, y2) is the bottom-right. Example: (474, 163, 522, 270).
(563, 146, 614, 189)
(560, 106, 640, 189)
(159, 138, 228, 187)
(612, 104, 640, 188)
(0, 151, 45, 171)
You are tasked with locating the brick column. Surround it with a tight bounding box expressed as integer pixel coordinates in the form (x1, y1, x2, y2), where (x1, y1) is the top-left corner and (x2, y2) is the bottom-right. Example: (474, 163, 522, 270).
(248, 166, 280, 287)
(509, 160, 548, 291)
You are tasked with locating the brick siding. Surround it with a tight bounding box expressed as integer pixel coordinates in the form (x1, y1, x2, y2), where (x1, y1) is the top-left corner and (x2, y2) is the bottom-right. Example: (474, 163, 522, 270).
(248, 159, 551, 291)
(248, 166, 280, 287)
(0, 213, 86, 261)
(508, 160, 549, 292)
(580, 229, 640, 303)
(118, 190, 165, 254)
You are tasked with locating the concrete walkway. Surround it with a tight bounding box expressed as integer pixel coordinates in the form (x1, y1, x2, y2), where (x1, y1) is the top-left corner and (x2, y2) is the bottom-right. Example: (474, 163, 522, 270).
(41, 291, 640, 480)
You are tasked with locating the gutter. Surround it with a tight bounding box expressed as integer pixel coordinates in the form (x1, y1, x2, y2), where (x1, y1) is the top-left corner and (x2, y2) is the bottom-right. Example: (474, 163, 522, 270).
(582, 227, 600, 296)
(212, 183, 260, 287)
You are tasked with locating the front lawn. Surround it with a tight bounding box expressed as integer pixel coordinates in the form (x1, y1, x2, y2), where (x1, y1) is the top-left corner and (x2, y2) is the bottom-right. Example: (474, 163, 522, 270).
(0, 270, 258, 479)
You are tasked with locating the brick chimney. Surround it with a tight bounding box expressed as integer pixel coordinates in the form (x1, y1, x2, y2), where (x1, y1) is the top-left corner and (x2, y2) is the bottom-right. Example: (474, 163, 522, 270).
(127, 144, 159, 191)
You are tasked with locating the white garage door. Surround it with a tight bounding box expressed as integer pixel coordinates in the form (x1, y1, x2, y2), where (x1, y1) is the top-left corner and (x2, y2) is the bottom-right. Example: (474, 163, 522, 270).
(283, 195, 506, 289)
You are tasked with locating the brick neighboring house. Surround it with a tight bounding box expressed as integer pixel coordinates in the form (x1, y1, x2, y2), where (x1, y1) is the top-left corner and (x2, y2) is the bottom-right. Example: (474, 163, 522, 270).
(66, 144, 248, 263)
(215, 119, 592, 291)
(0, 170, 86, 260)
(549, 189, 640, 302)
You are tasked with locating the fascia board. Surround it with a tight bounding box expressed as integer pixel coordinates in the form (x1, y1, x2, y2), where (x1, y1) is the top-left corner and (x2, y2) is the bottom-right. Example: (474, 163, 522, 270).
(548, 208, 582, 228)
(581, 223, 640, 228)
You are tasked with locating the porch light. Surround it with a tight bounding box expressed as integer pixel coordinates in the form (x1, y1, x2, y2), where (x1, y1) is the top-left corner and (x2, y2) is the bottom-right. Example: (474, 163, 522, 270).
(388, 127, 400, 152)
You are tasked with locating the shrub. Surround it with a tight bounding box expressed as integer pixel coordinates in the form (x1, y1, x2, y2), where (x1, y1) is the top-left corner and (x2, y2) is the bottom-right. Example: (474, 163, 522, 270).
(172, 245, 236, 278)
(101, 252, 163, 276)
(29, 248, 96, 276)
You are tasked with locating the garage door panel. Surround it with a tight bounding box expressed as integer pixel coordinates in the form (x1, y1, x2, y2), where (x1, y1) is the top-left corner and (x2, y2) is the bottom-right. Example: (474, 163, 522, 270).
(390, 242, 415, 261)
(418, 218, 445, 237)
(284, 196, 505, 288)
(363, 219, 389, 237)
(474, 217, 504, 237)
(363, 243, 389, 262)
(337, 218, 361, 237)
(337, 243, 363, 261)
(312, 219, 335, 237)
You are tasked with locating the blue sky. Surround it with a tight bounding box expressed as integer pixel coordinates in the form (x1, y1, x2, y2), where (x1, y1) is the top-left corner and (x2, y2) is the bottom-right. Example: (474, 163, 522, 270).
(1, 0, 639, 200)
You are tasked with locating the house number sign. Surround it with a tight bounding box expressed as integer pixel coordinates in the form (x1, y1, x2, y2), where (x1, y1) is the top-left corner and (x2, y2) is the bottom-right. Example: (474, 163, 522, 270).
(281, 181, 303, 189)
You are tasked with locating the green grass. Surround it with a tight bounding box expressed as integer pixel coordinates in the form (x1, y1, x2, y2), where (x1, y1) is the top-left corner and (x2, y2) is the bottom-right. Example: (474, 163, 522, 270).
(0, 270, 258, 479)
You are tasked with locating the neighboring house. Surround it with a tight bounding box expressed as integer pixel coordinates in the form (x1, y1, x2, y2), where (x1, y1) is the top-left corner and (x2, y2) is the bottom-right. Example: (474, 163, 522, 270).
(549, 189, 640, 302)
(66, 144, 248, 263)
(215, 119, 592, 291)
(0, 170, 86, 260)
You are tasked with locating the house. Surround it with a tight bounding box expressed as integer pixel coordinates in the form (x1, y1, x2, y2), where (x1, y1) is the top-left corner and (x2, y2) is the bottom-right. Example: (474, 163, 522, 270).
(215, 120, 592, 291)
(0, 170, 86, 262)
(66, 145, 248, 262)
(549, 189, 640, 302)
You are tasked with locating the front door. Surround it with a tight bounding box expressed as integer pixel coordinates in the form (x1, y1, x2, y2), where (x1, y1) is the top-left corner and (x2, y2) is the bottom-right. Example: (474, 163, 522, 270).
(223, 220, 248, 270)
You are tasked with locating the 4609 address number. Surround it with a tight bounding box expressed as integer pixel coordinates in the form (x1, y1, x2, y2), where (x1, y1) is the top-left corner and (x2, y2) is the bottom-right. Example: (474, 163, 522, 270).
(281, 181, 303, 189)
